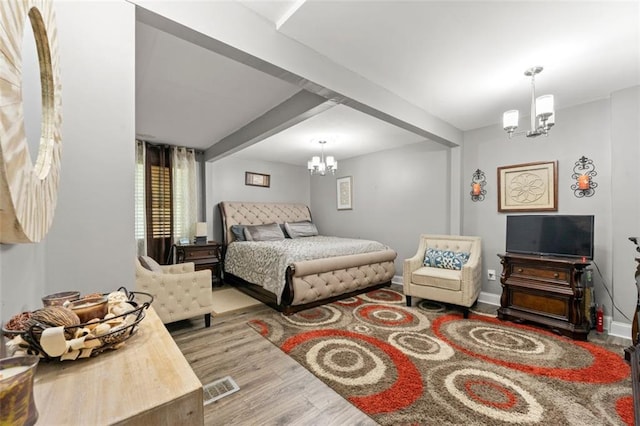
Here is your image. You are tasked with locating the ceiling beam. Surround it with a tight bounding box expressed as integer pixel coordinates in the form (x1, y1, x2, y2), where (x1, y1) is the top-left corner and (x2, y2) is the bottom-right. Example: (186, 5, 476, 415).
(132, 2, 462, 148)
(204, 90, 335, 162)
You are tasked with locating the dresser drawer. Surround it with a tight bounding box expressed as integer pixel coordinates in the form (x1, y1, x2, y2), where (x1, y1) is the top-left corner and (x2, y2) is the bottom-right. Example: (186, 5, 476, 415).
(510, 264, 570, 284)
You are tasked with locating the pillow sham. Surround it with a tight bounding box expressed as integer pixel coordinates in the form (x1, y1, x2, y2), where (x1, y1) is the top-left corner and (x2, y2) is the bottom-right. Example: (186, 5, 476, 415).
(284, 221, 319, 238)
(243, 223, 285, 241)
(423, 248, 470, 270)
(138, 255, 163, 273)
(231, 224, 247, 242)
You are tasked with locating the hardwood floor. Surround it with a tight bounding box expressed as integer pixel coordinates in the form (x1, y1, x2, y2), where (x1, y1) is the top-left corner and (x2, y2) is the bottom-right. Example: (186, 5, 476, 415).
(167, 305, 378, 426)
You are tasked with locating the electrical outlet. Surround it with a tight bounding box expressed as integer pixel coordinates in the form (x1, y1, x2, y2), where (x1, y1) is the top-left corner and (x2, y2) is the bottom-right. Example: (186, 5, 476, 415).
(487, 269, 496, 281)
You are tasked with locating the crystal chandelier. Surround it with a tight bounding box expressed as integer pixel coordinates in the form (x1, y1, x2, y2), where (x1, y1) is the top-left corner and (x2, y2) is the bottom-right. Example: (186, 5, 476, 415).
(307, 140, 337, 175)
(503, 66, 555, 138)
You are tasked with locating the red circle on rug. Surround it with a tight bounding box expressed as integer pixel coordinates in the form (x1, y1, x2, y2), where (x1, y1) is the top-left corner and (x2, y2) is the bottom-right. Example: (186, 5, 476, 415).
(281, 329, 423, 414)
(432, 314, 629, 384)
(464, 379, 517, 410)
(616, 395, 634, 426)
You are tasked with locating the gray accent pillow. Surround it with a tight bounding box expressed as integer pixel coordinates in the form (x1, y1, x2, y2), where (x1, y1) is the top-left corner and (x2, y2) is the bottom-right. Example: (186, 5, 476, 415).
(243, 223, 285, 241)
(284, 221, 319, 238)
(138, 255, 163, 273)
(231, 225, 247, 242)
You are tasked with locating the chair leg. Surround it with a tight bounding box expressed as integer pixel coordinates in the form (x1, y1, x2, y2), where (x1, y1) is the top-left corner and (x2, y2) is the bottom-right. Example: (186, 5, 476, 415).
(463, 307, 469, 319)
(405, 295, 412, 307)
(204, 313, 211, 328)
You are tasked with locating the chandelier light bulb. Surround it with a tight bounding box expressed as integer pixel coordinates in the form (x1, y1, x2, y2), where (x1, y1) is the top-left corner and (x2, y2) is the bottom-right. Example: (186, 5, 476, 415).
(536, 94, 554, 119)
(503, 110, 519, 132)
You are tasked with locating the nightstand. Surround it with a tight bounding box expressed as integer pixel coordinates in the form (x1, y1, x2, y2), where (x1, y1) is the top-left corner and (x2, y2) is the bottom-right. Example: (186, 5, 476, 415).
(175, 242, 222, 286)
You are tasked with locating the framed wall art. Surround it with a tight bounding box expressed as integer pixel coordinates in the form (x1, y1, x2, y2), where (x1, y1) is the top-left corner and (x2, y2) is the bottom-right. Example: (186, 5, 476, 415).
(497, 160, 558, 212)
(245, 172, 270, 188)
(336, 176, 353, 210)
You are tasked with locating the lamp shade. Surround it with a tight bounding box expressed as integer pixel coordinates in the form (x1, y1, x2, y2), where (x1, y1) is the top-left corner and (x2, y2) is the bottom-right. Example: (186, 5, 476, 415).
(503, 110, 519, 130)
(195, 222, 207, 237)
(536, 95, 554, 118)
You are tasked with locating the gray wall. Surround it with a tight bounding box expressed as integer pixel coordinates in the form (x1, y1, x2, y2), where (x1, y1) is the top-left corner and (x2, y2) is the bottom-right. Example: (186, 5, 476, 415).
(462, 88, 639, 325)
(0, 1, 136, 322)
(310, 141, 451, 274)
(610, 86, 640, 323)
(206, 156, 311, 243)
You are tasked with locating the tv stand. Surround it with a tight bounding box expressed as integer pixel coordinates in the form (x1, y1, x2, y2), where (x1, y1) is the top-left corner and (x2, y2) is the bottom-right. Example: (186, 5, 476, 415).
(497, 253, 591, 340)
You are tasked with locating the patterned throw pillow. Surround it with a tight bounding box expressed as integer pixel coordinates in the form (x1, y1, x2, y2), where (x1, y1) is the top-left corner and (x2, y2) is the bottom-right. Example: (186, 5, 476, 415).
(423, 248, 470, 270)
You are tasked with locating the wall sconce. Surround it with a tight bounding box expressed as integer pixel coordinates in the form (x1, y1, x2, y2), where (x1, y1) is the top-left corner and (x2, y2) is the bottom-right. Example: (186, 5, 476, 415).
(570, 156, 597, 197)
(470, 169, 487, 202)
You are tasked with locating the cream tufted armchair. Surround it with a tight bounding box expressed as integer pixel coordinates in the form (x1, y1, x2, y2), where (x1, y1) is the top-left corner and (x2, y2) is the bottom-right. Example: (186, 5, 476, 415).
(403, 234, 482, 318)
(135, 258, 214, 327)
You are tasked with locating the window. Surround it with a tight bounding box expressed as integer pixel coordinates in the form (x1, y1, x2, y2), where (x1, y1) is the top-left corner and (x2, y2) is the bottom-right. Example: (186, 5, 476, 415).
(135, 141, 197, 263)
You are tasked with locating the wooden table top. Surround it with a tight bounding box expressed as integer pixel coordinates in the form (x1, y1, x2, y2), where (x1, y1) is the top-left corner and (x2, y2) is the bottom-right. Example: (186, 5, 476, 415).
(33, 307, 203, 425)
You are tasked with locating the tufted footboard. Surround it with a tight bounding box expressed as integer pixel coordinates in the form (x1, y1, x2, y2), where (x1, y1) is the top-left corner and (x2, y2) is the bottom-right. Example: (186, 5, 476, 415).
(284, 249, 397, 306)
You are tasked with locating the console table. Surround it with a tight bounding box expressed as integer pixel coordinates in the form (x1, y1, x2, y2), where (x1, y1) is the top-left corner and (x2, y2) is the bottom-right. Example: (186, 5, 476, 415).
(176, 242, 222, 286)
(33, 307, 204, 425)
(497, 253, 591, 340)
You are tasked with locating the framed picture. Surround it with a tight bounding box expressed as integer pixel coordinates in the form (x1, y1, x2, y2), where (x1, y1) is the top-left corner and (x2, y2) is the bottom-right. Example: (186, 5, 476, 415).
(245, 172, 270, 188)
(498, 160, 558, 212)
(336, 176, 353, 210)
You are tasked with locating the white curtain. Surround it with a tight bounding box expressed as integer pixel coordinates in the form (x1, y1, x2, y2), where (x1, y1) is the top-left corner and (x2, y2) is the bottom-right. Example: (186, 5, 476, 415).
(134, 140, 147, 256)
(171, 146, 197, 243)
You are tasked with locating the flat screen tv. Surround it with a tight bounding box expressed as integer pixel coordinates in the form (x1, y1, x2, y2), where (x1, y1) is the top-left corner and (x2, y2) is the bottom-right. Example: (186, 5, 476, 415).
(505, 215, 595, 259)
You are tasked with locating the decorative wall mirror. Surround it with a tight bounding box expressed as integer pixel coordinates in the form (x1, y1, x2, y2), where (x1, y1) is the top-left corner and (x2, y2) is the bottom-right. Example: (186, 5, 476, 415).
(0, 0, 62, 243)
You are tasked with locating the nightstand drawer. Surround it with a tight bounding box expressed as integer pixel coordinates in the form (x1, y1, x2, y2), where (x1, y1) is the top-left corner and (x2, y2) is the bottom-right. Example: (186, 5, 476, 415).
(186, 248, 219, 260)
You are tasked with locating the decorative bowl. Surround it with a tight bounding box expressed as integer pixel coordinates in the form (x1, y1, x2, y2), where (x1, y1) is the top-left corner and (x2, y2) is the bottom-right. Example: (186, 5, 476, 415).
(41, 291, 80, 307)
(66, 296, 109, 323)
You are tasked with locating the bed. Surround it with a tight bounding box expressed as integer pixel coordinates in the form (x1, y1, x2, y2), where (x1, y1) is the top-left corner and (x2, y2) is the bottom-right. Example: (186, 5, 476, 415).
(219, 201, 397, 314)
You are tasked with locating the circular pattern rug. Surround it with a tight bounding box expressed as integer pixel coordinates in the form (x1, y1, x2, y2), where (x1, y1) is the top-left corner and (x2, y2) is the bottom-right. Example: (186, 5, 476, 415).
(248, 288, 633, 425)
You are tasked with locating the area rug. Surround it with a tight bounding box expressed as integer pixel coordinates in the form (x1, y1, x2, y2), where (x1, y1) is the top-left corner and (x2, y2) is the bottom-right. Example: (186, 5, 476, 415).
(248, 288, 633, 425)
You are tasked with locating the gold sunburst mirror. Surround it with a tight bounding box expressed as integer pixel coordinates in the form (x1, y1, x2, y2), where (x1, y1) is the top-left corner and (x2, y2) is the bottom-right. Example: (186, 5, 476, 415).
(0, 0, 62, 243)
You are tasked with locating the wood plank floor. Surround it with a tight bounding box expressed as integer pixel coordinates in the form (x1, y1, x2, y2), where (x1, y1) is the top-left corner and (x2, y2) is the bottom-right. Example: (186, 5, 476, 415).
(167, 305, 378, 426)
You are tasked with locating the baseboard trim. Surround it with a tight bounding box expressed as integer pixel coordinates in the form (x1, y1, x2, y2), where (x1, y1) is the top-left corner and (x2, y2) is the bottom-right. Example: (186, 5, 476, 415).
(478, 291, 500, 306)
(609, 319, 632, 343)
(392, 275, 402, 285)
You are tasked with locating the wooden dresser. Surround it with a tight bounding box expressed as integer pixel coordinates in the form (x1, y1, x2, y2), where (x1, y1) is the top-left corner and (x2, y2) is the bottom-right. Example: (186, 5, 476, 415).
(33, 307, 203, 425)
(175, 242, 222, 286)
(497, 253, 591, 340)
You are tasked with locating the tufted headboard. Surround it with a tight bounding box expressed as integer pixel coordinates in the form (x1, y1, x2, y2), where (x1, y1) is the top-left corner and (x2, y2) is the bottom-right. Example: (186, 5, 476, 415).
(219, 201, 312, 245)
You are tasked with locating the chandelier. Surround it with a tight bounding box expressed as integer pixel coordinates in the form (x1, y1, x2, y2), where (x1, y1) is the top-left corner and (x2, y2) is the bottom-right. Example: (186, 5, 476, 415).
(307, 140, 337, 175)
(503, 66, 555, 138)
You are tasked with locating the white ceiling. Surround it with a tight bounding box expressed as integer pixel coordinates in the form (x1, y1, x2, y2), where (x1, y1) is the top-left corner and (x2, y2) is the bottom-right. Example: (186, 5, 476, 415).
(135, 1, 640, 165)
